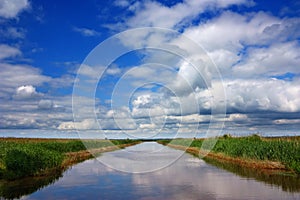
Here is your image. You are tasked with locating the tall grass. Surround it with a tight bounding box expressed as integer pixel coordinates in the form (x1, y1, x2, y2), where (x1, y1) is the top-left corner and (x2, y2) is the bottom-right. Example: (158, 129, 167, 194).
(162, 135, 300, 173)
(4, 147, 63, 180)
(212, 135, 300, 173)
(0, 140, 87, 179)
(0, 139, 137, 180)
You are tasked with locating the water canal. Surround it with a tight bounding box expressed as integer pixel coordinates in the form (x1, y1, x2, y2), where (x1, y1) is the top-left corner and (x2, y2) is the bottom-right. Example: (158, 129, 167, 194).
(1, 142, 299, 199)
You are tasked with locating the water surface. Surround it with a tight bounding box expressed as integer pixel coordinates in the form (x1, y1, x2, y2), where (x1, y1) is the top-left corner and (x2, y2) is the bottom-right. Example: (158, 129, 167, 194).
(6, 142, 300, 199)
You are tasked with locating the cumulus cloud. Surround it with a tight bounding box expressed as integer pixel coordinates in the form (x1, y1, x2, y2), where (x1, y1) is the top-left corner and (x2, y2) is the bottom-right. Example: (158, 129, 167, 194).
(182, 12, 300, 78)
(0, 0, 30, 19)
(226, 114, 248, 122)
(57, 121, 75, 130)
(106, 67, 122, 76)
(0, 61, 75, 100)
(114, 6, 300, 84)
(0, 93, 77, 129)
(233, 42, 300, 77)
(1, 0, 300, 134)
(224, 78, 300, 112)
(184, 12, 283, 52)
(0, 64, 48, 100)
(13, 85, 42, 100)
(123, 0, 250, 29)
(68, 1, 300, 134)
(0, 58, 75, 129)
(169, 61, 208, 96)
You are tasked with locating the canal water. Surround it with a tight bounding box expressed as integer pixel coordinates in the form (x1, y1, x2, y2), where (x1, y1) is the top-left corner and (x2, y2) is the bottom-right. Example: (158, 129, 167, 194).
(2, 142, 300, 199)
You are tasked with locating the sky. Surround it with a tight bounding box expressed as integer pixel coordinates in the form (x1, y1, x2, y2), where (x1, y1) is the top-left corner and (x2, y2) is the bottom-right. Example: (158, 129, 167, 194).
(0, 0, 299, 138)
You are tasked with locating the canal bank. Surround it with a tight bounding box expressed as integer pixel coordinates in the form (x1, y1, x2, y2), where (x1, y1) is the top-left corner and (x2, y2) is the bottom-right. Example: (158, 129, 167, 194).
(158, 135, 300, 175)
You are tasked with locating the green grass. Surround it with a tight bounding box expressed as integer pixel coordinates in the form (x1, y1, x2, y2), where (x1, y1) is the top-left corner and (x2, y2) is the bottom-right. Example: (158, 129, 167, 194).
(160, 135, 300, 174)
(0, 138, 137, 180)
(111, 139, 139, 146)
(3, 147, 64, 180)
(0, 140, 87, 180)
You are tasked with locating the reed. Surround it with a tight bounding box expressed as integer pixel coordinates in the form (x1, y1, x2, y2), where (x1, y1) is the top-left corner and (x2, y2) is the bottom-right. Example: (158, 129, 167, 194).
(0, 138, 138, 180)
(160, 135, 300, 174)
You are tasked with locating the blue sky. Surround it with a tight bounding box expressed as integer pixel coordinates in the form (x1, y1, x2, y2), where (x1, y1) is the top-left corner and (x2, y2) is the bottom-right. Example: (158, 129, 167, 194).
(0, 0, 299, 138)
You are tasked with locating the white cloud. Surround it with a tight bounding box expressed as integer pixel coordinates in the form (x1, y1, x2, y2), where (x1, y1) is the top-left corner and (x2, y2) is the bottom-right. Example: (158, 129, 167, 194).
(13, 85, 42, 100)
(169, 61, 208, 96)
(114, 0, 130, 7)
(38, 99, 53, 110)
(273, 119, 300, 125)
(126, 66, 156, 78)
(106, 64, 122, 75)
(233, 42, 300, 77)
(58, 106, 138, 130)
(129, 77, 300, 122)
(0, 56, 76, 129)
(139, 123, 156, 129)
(103, 107, 137, 130)
(0, 101, 71, 129)
(0, 44, 21, 60)
(58, 119, 98, 130)
(0, 114, 39, 128)
(77, 64, 105, 79)
(57, 121, 75, 130)
(168, 114, 210, 124)
(224, 78, 300, 112)
(182, 12, 300, 78)
(207, 49, 240, 74)
(92, 3, 300, 134)
(131, 93, 180, 117)
(50, 74, 75, 89)
(132, 94, 154, 108)
(73, 27, 101, 37)
(0, 0, 30, 19)
(124, 0, 250, 29)
(227, 114, 248, 122)
(184, 11, 280, 52)
(123, 64, 175, 86)
(72, 95, 101, 120)
(0, 63, 50, 99)
(1, 0, 299, 133)
(0, 27, 25, 38)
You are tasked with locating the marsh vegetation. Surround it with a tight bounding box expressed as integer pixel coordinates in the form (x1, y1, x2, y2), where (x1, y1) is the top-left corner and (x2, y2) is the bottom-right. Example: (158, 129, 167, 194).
(0, 138, 138, 180)
(159, 135, 300, 174)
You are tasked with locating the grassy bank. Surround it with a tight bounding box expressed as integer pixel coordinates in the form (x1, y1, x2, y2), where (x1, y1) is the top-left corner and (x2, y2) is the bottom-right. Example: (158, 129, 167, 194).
(159, 135, 300, 174)
(0, 138, 139, 180)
